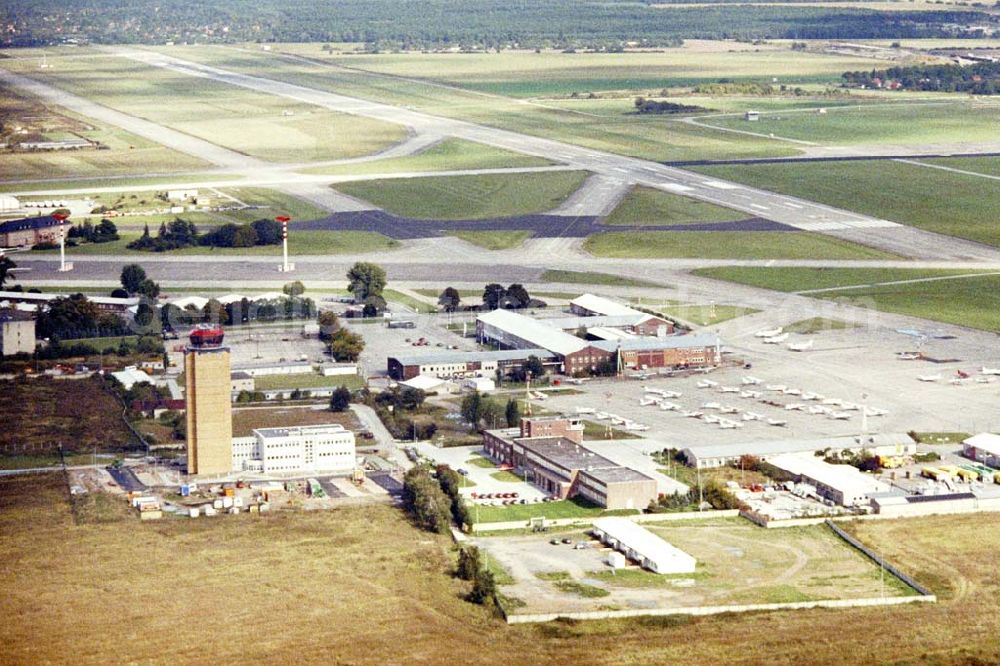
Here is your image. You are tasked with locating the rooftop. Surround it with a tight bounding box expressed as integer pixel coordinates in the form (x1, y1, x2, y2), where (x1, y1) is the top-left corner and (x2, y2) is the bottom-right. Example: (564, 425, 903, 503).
(390, 347, 554, 367)
(571, 294, 642, 317)
(770, 453, 890, 497)
(965, 432, 1000, 456)
(515, 435, 652, 485)
(592, 333, 721, 353)
(255, 424, 350, 439)
(477, 309, 588, 356)
(592, 517, 696, 569)
(683, 432, 915, 461)
(0, 214, 59, 234)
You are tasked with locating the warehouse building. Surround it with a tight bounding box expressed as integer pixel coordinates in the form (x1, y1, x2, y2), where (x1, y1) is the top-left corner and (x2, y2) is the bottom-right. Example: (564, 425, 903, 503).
(962, 433, 1000, 468)
(569, 294, 643, 317)
(387, 348, 557, 381)
(542, 313, 674, 338)
(682, 433, 917, 469)
(232, 424, 356, 474)
(769, 453, 890, 507)
(0, 312, 35, 356)
(591, 517, 697, 574)
(594, 335, 721, 370)
(483, 417, 658, 510)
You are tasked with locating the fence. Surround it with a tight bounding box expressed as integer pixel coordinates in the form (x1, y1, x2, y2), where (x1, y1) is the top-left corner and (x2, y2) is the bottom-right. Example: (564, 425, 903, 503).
(825, 519, 935, 597)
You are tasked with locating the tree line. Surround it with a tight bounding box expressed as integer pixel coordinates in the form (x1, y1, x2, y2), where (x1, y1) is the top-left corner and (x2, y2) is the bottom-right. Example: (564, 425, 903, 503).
(126, 218, 284, 252)
(842, 61, 1000, 95)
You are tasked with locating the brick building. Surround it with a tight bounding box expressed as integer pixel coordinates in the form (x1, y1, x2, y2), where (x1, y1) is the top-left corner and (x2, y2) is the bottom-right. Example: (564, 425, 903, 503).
(0, 215, 64, 248)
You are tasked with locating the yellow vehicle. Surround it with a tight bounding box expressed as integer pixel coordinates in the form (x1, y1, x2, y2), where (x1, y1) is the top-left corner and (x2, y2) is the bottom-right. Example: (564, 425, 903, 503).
(921, 466, 950, 481)
(940, 465, 977, 482)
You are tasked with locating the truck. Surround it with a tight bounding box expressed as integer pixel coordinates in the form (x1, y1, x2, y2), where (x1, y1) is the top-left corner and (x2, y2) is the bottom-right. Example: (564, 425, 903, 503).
(388, 320, 416, 329)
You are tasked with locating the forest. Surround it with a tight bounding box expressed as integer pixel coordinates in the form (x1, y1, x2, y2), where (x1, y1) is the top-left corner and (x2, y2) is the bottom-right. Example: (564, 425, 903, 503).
(2, 0, 997, 48)
(843, 61, 1000, 94)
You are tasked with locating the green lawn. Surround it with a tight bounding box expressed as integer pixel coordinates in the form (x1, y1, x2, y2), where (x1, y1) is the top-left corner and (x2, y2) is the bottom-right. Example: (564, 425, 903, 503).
(448, 230, 533, 250)
(301, 138, 554, 175)
(253, 374, 364, 391)
(60, 335, 140, 351)
(691, 160, 1000, 247)
(603, 185, 746, 226)
(332, 171, 589, 220)
(692, 267, 989, 293)
(540, 269, 663, 288)
(382, 289, 437, 314)
(585, 231, 898, 260)
(922, 156, 1000, 178)
(218, 187, 330, 222)
(466, 454, 497, 469)
(472, 496, 634, 524)
(490, 470, 524, 483)
(656, 303, 760, 326)
(784, 317, 856, 334)
(0, 174, 241, 194)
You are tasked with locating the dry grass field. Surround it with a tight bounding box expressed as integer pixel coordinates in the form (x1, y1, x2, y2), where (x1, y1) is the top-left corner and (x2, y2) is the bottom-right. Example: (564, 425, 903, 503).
(3, 471, 1000, 665)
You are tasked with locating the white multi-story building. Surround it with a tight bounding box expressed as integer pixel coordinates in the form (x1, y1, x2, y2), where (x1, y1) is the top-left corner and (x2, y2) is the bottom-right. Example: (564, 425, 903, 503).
(232, 424, 356, 474)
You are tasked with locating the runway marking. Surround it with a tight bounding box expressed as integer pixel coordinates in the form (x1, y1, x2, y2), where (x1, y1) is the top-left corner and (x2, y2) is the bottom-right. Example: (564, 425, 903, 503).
(701, 180, 743, 190)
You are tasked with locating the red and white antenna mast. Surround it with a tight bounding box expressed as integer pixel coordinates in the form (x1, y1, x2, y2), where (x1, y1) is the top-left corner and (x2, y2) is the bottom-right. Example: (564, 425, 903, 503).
(275, 215, 294, 272)
(52, 211, 72, 272)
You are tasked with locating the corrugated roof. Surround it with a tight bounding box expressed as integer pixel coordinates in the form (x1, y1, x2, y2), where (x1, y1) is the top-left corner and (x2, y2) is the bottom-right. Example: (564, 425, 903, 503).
(684, 432, 914, 461)
(964, 432, 1000, 457)
(477, 309, 588, 356)
(390, 348, 554, 367)
(592, 517, 696, 571)
(570, 294, 641, 317)
(770, 453, 890, 498)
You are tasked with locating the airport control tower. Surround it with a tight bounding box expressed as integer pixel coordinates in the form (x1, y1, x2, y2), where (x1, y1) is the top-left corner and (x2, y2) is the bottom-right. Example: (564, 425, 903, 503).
(185, 324, 232, 477)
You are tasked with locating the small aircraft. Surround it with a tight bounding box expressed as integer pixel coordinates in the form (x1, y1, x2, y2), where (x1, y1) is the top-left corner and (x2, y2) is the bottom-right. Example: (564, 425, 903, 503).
(741, 412, 763, 421)
(785, 403, 805, 411)
(767, 418, 788, 427)
(897, 352, 921, 361)
(782, 388, 802, 396)
(763, 333, 789, 344)
(801, 392, 821, 401)
(594, 412, 610, 420)
(975, 376, 997, 384)
(808, 405, 830, 415)
(718, 419, 740, 430)
(696, 379, 719, 389)
(683, 410, 704, 419)
(719, 385, 740, 393)
(755, 327, 783, 338)
(956, 369, 971, 379)
(661, 390, 682, 399)
(864, 407, 888, 417)
(567, 377, 591, 385)
(918, 374, 942, 382)
(787, 340, 814, 352)
(574, 407, 596, 415)
(719, 405, 739, 414)
(701, 401, 722, 410)
(829, 412, 852, 420)
(982, 367, 1000, 376)
(766, 384, 787, 392)
(659, 401, 680, 411)
(741, 375, 763, 385)
(639, 396, 660, 407)
(703, 414, 721, 424)
(740, 390, 761, 399)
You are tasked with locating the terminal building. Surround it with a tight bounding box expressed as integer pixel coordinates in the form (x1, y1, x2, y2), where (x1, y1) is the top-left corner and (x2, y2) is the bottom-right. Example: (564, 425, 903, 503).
(591, 517, 697, 574)
(483, 416, 659, 511)
(232, 424, 356, 474)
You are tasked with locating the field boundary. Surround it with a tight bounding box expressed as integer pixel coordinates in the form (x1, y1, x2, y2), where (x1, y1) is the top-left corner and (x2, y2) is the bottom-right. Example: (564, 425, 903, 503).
(502, 594, 934, 624)
(825, 519, 935, 597)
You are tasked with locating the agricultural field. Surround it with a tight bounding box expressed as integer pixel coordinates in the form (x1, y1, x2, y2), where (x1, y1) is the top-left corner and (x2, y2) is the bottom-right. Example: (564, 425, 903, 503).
(332, 171, 589, 220)
(1, 53, 408, 163)
(301, 138, 554, 176)
(231, 406, 360, 437)
(692, 159, 1000, 247)
(0, 376, 133, 456)
(584, 231, 899, 260)
(700, 101, 1000, 146)
(693, 267, 1000, 332)
(3, 473, 1000, 663)
(603, 186, 746, 226)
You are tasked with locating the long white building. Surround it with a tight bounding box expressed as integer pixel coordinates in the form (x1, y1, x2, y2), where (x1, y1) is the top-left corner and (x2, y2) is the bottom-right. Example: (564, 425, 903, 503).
(769, 453, 890, 507)
(591, 517, 697, 574)
(232, 424, 356, 474)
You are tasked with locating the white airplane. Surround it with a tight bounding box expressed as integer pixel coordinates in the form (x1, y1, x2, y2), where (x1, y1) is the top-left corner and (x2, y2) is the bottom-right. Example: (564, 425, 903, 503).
(767, 418, 788, 427)
(639, 396, 660, 407)
(644, 387, 667, 395)
(898, 352, 921, 361)
(697, 379, 719, 388)
(766, 384, 787, 392)
(718, 420, 738, 430)
(684, 410, 704, 419)
(740, 390, 761, 399)
(755, 327, 783, 338)
(625, 422, 649, 431)
(864, 407, 889, 416)
(703, 414, 721, 424)
(785, 403, 805, 411)
(719, 405, 739, 414)
(787, 340, 814, 352)
(763, 333, 789, 344)
(719, 385, 740, 393)
(741, 376, 762, 385)
(821, 398, 842, 406)
(982, 367, 1000, 376)
(807, 405, 829, 415)
(782, 388, 802, 396)
(659, 401, 680, 411)
(975, 376, 997, 384)
(610, 416, 626, 425)
(918, 374, 942, 382)
(801, 392, 820, 401)
(742, 412, 763, 421)
(594, 412, 610, 420)
(567, 377, 591, 385)
(829, 412, 852, 420)
(575, 407, 596, 415)
(661, 390, 682, 399)
(702, 401, 722, 410)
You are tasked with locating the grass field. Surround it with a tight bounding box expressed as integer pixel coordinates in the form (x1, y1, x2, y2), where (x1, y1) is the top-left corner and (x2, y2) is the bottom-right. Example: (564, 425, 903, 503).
(473, 496, 627, 524)
(448, 230, 533, 250)
(4, 472, 1000, 663)
(252, 373, 364, 391)
(653, 303, 759, 326)
(333, 171, 589, 220)
(784, 317, 856, 333)
(383, 289, 438, 314)
(3, 54, 407, 163)
(701, 101, 1000, 146)
(0, 376, 132, 455)
(693, 267, 1000, 332)
(603, 186, 747, 226)
(692, 160, 1000, 247)
(540, 269, 663, 288)
(301, 138, 554, 176)
(585, 231, 899, 260)
(231, 406, 359, 437)
(922, 156, 1000, 178)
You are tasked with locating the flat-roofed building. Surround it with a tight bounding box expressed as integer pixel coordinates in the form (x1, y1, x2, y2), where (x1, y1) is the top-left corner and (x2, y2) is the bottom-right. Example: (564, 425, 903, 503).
(591, 517, 697, 574)
(963, 433, 1000, 468)
(769, 453, 890, 507)
(594, 334, 721, 371)
(0, 215, 65, 248)
(387, 348, 557, 381)
(483, 417, 657, 511)
(682, 433, 917, 469)
(570, 294, 642, 317)
(232, 423, 356, 474)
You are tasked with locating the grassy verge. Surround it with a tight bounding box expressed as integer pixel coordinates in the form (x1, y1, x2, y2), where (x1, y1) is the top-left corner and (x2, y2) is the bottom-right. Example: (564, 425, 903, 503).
(541, 269, 663, 288)
(490, 470, 523, 483)
(691, 267, 988, 293)
(448, 230, 532, 250)
(603, 185, 746, 226)
(472, 496, 631, 524)
(910, 432, 971, 445)
(784, 317, 856, 334)
(466, 455, 497, 469)
(585, 231, 899, 260)
(383, 289, 437, 314)
(332, 171, 589, 220)
(651, 303, 759, 326)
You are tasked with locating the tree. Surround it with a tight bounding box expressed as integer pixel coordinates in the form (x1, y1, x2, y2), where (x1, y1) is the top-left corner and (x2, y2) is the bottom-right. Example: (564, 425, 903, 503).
(136, 278, 160, 300)
(120, 264, 147, 294)
(134, 302, 156, 329)
(329, 386, 351, 412)
(460, 391, 482, 426)
(468, 570, 497, 605)
(250, 218, 283, 245)
(0, 255, 17, 290)
(524, 355, 545, 378)
(283, 280, 305, 297)
(505, 283, 530, 309)
(505, 398, 521, 428)
(346, 262, 387, 302)
(479, 398, 505, 430)
(438, 286, 461, 312)
(456, 545, 482, 581)
(232, 225, 258, 248)
(362, 294, 387, 318)
(482, 283, 506, 310)
(317, 310, 340, 341)
(327, 328, 365, 361)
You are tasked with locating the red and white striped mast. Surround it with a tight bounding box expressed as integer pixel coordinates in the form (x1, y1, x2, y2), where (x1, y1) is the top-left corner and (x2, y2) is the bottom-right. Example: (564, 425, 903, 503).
(52, 211, 72, 272)
(276, 215, 292, 272)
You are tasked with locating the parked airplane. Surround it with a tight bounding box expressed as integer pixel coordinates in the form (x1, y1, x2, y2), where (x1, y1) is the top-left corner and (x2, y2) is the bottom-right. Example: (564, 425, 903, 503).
(808, 405, 830, 415)
(767, 419, 788, 427)
(782, 388, 802, 396)
(982, 367, 1000, 376)
(763, 333, 789, 344)
(864, 407, 888, 416)
(567, 377, 591, 385)
(683, 410, 704, 418)
(703, 414, 721, 424)
(918, 374, 942, 382)
(897, 352, 921, 361)
(975, 376, 997, 384)
(639, 396, 660, 407)
(719, 406, 739, 414)
(697, 379, 719, 389)
(740, 390, 761, 399)
(766, 384, 787, 392)
(659, 401, 680, 411)
(719, 385, 740, 393)
(594, 412, 610, 420)
(742, 412, 763, 421)
(741, 375, 763, 385)
(661, 390, 682, 399)
(701, 401, 722, 410)
(801, 392, 821, 401)
(829, 412, 852, 420)
(787, 340, 814, 352)
(718, 420, 738, 430)
(957, 369, 971, 379)
(785, 403, 805, 411)
(755, 327, 783, 338)
(574, 407, 596, 415)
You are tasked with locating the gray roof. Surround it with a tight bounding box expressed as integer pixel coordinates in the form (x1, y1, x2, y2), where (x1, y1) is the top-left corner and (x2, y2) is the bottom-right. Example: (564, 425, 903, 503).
(478, 309, 588, 356)
(592, 333, 720, 353)
(390, 348, 555, 367)
(540, 314, 655, 330)
(518, 436, 652, 485)
(683, 432, 916, 461)
(230, 371, 253, 380)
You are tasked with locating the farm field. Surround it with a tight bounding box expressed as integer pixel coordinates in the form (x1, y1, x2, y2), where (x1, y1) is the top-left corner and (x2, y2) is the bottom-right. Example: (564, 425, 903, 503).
(603, 186, 747, 226)
(701, 101, 1000, 146)
(584, 231, 899, 260)
(333, 171, 589, 220)
(3, 473, 1000, 663)
(449, 230, 533, 250)
(0, 377, 133, 456)
(692, 160, 1000, 247)
(1, 53, 408, 163)
(301, 138, 554, 176)
(693, 267, 1000, 332)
